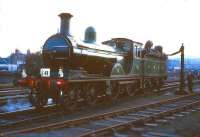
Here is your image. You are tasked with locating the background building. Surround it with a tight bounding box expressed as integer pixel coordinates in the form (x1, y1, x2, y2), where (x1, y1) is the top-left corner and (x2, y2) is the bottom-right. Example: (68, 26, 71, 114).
(0, 49, 28, 73)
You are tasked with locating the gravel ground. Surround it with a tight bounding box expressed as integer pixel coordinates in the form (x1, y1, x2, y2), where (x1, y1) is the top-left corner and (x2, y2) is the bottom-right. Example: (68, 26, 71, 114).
(136, 108, 200, 137)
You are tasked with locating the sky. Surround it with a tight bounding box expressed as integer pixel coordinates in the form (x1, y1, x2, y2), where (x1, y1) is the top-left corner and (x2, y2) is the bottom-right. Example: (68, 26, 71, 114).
(0, 0, 200, 58)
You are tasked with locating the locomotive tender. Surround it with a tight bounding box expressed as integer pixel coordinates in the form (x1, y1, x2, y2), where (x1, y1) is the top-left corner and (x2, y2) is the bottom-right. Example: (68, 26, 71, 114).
(20, 13, 167, 108)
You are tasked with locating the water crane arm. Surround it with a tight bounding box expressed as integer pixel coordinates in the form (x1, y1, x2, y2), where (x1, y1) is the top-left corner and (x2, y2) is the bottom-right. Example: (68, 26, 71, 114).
(166, 46, 183, 56)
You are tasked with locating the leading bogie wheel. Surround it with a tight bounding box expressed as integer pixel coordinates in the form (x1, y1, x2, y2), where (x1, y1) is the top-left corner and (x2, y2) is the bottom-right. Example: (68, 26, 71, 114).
(29, 87, 47, 108)
(55, 88, 66, 107)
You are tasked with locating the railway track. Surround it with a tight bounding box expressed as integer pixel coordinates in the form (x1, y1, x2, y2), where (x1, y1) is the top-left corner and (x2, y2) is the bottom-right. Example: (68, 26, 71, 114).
(0, 104, 63, 130)
(0, 87, 21, 91)
(1, 92, 200, 137)
(0, 83, 179, 134)
(0, 88, 29, 107)
(0, 88, 28, 97)
(0, 80, 198, 120)
(0, 81, 199, 136)
(76, 94, 200, 137)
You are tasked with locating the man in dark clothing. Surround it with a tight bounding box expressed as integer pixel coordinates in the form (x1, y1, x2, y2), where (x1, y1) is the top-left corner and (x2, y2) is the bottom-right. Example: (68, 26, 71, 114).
(187, 72, 193, 93)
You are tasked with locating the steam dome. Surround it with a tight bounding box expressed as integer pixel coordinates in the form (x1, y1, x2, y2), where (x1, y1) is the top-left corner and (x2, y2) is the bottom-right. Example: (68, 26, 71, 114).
(84, 26, 96, 43)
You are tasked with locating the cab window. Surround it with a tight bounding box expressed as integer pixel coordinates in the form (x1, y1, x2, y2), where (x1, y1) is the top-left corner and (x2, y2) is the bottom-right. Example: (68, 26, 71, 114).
(134, 46, 141, 58)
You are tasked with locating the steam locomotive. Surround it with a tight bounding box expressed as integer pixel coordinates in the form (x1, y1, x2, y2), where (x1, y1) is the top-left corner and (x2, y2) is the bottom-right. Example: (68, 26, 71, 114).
(19, 13, 167, 108)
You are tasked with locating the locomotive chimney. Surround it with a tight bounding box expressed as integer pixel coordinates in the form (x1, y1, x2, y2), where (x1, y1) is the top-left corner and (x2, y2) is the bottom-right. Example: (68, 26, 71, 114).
(59, 13, 73, 36)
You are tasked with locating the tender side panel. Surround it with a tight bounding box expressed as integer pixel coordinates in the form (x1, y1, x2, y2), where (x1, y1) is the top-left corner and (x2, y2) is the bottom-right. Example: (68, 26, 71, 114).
(144, 57, 165, 77)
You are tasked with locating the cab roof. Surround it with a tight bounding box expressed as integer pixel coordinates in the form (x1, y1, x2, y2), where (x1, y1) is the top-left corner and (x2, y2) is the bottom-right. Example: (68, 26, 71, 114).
(102, 38, 143, 46)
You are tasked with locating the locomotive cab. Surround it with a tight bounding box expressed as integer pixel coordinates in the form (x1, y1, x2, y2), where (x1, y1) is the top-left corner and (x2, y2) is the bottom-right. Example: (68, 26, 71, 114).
(103, 38, 143, 74)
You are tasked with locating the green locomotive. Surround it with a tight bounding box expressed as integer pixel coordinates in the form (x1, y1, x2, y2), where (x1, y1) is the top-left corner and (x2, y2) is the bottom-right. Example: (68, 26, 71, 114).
(19, 13, 168, 108)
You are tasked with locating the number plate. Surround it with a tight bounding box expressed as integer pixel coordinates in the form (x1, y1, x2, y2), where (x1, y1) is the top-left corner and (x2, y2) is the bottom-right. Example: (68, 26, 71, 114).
(40, 68, 50, 77)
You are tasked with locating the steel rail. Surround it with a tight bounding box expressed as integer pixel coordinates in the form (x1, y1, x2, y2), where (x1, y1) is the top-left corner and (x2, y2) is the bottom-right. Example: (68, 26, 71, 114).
(0, 87, 25, 91)
(0, 104, 57, 118)
(0, 89, 28, 96)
